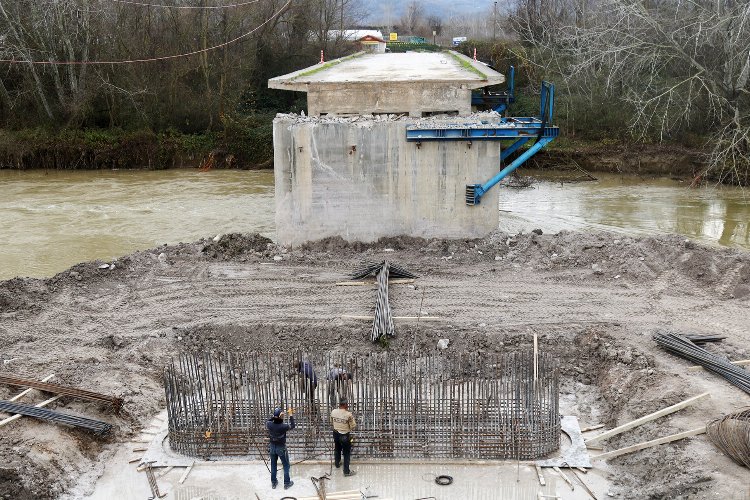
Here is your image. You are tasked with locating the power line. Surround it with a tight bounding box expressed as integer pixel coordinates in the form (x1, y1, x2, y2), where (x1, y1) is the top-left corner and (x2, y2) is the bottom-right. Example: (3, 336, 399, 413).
(0, 0, 290, 65)
(109, 0, 261, 9)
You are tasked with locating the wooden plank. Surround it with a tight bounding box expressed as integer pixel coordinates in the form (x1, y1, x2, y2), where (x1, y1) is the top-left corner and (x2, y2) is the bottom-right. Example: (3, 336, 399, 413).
(586, 392, 710, 445)
(571, 468, 599, 500)
(553, 466, 574, 490)
(0, 395, 62, 427)
(341, 315, 444, 322)
(8, 374, 55, 402)
(534, 463, 546, 486)
(580, 424, 604, 433)
(336, 279, 415, 286)
(688, 359, 750, 372)
(157, 466, 175, 478)
(178, 461, 194, 484)
(594, 427, 705, 460)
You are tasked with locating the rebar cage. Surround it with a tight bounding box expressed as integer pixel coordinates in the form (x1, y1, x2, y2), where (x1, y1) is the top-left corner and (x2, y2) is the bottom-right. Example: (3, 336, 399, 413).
(164, 351, 560, 460)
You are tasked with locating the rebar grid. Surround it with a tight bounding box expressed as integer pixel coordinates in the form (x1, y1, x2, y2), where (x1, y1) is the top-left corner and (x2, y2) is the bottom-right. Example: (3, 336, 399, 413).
(164, 351, 560, 460)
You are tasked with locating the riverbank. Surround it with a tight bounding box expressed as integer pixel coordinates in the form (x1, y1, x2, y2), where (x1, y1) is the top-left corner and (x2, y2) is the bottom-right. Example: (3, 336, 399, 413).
(1, 231, 749, 499)
(0, 126, 729, 184)
(0, 118, 274, 171)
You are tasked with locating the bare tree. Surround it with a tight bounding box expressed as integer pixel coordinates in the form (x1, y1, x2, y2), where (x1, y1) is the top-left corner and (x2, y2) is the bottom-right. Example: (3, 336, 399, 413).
(401, 1, 423, 34)
(514, 0, 750, 183)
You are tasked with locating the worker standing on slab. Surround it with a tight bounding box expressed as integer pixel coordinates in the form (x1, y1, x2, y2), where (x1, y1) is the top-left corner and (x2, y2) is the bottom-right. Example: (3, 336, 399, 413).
(330, 398, 357, 476)
(266, 407, 296, 490)
(294, 360, 318, 404)
(327, 365, 353, 409)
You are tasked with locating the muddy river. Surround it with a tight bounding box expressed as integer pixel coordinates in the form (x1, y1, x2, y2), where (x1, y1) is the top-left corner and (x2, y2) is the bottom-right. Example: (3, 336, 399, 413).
(0, 169, 747, 280)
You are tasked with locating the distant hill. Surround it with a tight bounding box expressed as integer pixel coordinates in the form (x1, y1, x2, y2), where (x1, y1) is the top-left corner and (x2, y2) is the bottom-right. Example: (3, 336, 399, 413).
(361, 0, 496, 22)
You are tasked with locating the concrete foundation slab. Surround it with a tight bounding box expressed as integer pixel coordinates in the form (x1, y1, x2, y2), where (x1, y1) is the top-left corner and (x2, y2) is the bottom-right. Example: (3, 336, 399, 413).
(537, 415, 593, 469)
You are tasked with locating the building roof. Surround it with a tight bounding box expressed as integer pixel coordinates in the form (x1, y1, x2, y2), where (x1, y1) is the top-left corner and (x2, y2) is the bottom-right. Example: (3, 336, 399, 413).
(329, 29, 385, 41)
(359, 35, 386, 43)
(268, 52, 505, 92)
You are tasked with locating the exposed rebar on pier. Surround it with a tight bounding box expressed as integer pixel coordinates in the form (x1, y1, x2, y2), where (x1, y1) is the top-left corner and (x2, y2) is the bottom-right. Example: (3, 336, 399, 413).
(164, 351, 560, 460)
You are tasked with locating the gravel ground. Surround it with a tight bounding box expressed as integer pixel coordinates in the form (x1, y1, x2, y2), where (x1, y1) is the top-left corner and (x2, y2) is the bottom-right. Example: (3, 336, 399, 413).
(0, 230, 748, 499)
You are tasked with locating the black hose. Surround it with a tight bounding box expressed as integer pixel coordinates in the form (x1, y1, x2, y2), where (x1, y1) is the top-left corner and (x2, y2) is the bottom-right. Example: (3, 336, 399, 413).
(435, 474, 453, 486)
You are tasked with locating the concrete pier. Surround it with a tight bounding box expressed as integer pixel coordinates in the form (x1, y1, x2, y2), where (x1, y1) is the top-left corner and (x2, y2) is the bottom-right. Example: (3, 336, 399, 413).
(270, 52, 507, 245)
(274, 114, 502, 245)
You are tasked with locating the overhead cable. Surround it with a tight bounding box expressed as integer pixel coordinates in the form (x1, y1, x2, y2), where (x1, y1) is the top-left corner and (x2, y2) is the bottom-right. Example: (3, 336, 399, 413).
(109, 0, 260, 9)
(0, 0, 289, 65)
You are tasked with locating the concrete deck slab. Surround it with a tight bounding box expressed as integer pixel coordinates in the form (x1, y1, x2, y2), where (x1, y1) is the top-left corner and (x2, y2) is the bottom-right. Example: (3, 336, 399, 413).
(269, 52, 505, 116)
(270, 52, 504, 87)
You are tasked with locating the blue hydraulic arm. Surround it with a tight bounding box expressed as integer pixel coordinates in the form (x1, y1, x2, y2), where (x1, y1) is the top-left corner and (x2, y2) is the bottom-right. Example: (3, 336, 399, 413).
(408, 80, 557, 206)
(466, 81, 556, 205)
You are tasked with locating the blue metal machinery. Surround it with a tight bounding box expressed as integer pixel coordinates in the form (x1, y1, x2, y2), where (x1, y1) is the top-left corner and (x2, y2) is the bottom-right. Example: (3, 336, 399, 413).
(406, 79, 558, 206)
(471, 65, 515, 114)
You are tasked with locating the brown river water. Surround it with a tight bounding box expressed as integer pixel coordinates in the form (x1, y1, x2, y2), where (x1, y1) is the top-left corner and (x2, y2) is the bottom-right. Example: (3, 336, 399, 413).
(0, 169, 747, 280)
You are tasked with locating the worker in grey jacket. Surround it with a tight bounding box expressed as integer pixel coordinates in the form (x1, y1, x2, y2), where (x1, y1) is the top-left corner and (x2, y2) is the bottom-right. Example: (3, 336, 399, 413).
(266, 407, 296, 490)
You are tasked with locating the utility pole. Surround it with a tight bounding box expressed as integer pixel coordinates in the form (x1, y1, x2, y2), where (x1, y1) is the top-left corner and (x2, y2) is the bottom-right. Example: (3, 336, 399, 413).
(493, 1, 498, 40)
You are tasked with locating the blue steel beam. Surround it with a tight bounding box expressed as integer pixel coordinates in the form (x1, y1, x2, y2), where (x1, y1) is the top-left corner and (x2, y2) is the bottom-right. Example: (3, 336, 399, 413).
(406, 125, 559, 141)
(466, 137, 554, 205)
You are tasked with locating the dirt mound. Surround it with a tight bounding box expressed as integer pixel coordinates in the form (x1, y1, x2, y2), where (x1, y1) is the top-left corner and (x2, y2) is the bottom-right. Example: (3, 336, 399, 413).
(200, 233, 273, 260)
(0, 468, 37, 500)
(0, 278, 48, 312)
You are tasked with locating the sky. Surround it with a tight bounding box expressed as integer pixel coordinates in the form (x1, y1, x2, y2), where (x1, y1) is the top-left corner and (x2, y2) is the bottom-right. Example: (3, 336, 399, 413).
(361, 0, 499, 23)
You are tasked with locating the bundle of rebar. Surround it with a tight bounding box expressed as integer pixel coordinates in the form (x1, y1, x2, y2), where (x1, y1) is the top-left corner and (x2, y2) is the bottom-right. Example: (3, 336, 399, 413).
(164, 350, 560, 461)
(351, 261, 418, 280)
(0, 399, 112, 434)
(370, 261, 395, 343)
(653, 333, 750, 394)
(0, 374, 123, 412)
(706, 409, 750, 468)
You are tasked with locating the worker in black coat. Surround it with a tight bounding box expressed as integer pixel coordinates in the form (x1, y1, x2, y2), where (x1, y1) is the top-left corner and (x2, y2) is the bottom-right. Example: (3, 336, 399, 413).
(266, 407, 296, 490)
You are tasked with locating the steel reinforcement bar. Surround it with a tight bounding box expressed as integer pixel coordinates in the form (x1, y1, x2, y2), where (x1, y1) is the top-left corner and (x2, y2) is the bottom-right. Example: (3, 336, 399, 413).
(164, 351, 560, 461)
(0, 400, 112, 434)
(0, 374, 123, 412)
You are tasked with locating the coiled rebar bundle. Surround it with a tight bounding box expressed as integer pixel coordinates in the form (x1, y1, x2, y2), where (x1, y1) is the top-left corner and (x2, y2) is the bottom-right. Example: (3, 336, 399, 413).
(707, 410, 750, 468)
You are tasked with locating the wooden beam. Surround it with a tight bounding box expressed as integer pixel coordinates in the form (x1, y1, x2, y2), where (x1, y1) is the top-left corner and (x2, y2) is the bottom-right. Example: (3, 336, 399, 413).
(593, 427, 706, 461)
(586, 392, 710, 445)
(178, 461, 194, 484)
(8, 374, 55, 402)
(534, 463, 546, 486)
(336, 279, 415, 286)
(157, 466, 175, 478)
(580, 424, 604, 433)
(341, 315, 444, 322)
(0, 395, 62, 427)
(688, 359, 750, 372)
(553, 466, 574, 490)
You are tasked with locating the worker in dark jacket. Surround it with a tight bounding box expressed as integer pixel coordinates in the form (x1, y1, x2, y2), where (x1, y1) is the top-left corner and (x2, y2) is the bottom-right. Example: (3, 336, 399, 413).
(266, 407, 296, 490)
(294, 360, 318, 403)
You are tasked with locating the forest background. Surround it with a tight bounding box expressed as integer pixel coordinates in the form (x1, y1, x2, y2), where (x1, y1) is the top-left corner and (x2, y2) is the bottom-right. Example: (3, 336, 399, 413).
(0, 0, 748, 184)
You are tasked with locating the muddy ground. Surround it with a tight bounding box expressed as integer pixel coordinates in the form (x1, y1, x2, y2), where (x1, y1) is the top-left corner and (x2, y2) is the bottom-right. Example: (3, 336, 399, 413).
(0, 230, 749, 499)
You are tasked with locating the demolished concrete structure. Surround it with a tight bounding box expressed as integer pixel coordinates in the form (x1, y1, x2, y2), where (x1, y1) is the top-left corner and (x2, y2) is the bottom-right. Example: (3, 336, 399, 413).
(270, 52, 507, 245)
